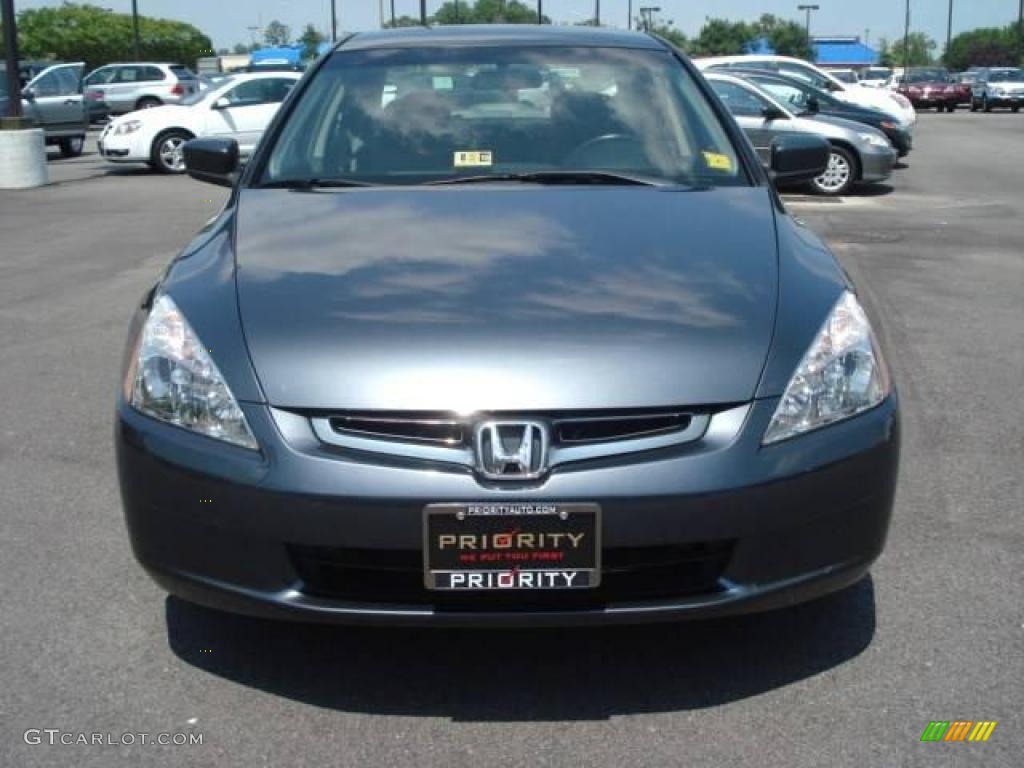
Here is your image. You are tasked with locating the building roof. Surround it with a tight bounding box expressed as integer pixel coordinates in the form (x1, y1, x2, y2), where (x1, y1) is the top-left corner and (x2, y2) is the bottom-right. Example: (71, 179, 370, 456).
(743, 35, 879, 67)
(813, 38, 879, 66)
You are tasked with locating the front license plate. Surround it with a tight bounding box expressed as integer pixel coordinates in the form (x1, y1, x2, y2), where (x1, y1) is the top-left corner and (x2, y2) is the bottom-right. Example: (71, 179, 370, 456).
(424, 502, 601, 591)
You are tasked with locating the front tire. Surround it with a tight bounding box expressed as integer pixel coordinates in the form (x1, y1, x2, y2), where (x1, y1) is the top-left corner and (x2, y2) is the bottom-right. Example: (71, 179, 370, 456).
(59, 136, 84, 158)
(811, 145, 857, 197)
(149, 129, 192, 174)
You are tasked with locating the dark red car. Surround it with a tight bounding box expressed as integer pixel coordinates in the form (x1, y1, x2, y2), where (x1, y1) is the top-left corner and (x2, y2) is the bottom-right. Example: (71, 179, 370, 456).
(895, 68, 963, 112)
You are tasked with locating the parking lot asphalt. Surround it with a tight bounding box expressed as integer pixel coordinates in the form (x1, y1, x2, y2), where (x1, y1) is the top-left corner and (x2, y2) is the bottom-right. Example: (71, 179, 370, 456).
(1, 113, 1022, 768)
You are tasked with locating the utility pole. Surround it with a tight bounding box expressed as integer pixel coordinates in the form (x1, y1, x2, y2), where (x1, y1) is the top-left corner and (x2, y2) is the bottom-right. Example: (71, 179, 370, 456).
(797, 4, 819, 43)
(131, 0, 141, 61)
(2, 0, 22, 119)
(537, 0, 542, 24)
(420, 0, 427, 25)
(903, 0, 911, 74)
(331, 0, 338, 42)
(945, 0, 953, 60)
(390, 0, 396, 27)
(594, 0, 600, 26)
(1018, 0, 1023, 65)
(628, 0, 632, 30)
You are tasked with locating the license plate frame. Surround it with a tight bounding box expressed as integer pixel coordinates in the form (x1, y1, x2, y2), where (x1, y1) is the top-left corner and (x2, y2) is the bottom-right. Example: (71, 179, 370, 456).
(423, 502, 601, 591)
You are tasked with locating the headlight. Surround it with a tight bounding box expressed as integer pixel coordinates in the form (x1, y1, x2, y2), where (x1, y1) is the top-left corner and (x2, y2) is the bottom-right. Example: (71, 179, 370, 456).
(114, 120, 142, 135)
(127, 294, 258, 450)
(858, 131, 891, 149)
(764, 292, 891, 444)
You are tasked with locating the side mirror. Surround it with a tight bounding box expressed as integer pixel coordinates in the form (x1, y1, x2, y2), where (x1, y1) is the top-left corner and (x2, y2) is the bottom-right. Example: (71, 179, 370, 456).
(768, 134, 830, 185)
(762, 105, 788, 121)
(22, 88, 36, 101)
(183, 137, 240, 188)
(806, 95, 820, 114)
(213, 97, 231, 110)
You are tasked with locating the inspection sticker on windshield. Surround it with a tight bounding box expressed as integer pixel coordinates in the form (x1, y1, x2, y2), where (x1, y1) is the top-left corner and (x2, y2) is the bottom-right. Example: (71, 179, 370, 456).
(454, 151, 493, 167)
(703, 151, 733, 171)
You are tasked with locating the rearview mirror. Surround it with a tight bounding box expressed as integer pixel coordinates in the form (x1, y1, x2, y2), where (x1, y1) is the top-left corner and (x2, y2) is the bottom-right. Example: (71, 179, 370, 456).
(183, 137, 240, 188)
(768, 134, 830, 185)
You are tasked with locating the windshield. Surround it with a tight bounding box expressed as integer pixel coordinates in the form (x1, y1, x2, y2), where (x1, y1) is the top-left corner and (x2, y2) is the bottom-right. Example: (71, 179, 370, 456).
(904, 69, 948, 84)
(864, 68, 891, 80)
(830, 70, 857, 83)
(989, 69, 1024, 82)
(182, 77, 237, 106)
(260, 46, 745, 187)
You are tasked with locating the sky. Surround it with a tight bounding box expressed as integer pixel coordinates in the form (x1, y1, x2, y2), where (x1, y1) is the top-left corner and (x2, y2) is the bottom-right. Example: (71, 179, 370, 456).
(15, 0, 1023, 51)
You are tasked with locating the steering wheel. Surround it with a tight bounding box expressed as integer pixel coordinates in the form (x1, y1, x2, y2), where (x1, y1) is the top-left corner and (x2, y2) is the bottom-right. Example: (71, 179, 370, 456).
(562, 133, 643, 167)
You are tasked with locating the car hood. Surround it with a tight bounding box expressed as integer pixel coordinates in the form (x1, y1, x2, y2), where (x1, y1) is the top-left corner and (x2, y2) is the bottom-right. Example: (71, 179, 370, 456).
(233, 186, 779, 411)
(836, 86, 908, 119)
(117, 104, 194, 125)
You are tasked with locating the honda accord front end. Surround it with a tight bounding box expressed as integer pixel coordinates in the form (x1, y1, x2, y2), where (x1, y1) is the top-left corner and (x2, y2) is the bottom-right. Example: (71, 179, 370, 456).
(116, 26, 899, 626)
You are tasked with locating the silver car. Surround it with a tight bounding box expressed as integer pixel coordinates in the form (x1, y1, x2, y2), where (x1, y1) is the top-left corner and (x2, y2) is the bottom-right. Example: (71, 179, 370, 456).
(707, 72, 896, 196)
(970, 68, 1024, 112)
(82, 62, 199, 116)
(0, 62, 88, 157)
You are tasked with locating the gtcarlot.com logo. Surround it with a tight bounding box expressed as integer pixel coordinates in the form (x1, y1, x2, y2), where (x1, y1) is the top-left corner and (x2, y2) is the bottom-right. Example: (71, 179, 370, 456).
(921, 721, 997, 742)
(24, 729, 203, 747)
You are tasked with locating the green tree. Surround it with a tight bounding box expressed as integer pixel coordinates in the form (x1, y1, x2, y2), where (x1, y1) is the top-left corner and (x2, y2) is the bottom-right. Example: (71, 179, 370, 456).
(757, 14, 812, 59)
(16, 3, 212, 71)
(691, 18, 757, 57)
(877, 38, 895, 68)
(433, 0, 545, 25)
(263, 19, 290, 47)
(944, 26, 1018, 70)
(298, 23, 326, 59)
(647, 21, 689, 52)
(889, 32, 937, 68)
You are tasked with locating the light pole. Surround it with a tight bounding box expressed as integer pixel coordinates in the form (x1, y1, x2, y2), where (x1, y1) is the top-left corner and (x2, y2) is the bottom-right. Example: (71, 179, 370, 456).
(628, 0, 632, 30)
(537, 0, 542, 24)
(131, 0, 141, 61)
(903, 0, 911, 74)
(331, 0, 337, 42)
(594, 0, 600, 26)
(797, 4, 819, 43)
(420, 0, 427, 25)
(2, 0, 22, 119)
(639, 6, 660, 32)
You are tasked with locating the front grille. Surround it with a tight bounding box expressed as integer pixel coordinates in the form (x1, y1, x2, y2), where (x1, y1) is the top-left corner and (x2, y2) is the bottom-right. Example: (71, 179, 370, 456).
(289, 541, 734, 610)
(329, 414, 465, 446)
(327, 409, 697, 448)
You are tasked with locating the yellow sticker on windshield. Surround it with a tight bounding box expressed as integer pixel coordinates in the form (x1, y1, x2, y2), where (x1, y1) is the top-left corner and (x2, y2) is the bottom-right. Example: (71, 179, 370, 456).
(703, 151, 733, 171)
(454, 151, 493, 167)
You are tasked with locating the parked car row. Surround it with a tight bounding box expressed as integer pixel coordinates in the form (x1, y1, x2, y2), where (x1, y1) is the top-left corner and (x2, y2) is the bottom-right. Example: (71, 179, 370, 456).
(695, 56, 911, 196)
(835, 65, 1024, 113)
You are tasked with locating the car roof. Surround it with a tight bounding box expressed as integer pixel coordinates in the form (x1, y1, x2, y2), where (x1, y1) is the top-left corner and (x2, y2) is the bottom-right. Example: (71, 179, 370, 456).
(337, 24, 665, 52)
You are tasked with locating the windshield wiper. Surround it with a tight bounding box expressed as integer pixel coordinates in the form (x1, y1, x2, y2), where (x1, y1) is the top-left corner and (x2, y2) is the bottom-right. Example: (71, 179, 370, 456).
(260, 177, 373, 189)
(425, 170, 670, 187)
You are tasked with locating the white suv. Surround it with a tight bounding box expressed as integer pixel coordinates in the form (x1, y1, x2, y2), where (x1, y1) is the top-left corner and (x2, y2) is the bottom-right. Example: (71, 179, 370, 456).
(696, 55, 916, 128)
(83, 63, 199, 116)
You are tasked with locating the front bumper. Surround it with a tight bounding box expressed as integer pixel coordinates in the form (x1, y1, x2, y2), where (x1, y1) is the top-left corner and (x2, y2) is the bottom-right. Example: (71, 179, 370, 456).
(986, 94, 1024, 107)
(117, 396, 899, 627)
(97, 129, 148, 163)
(859, 147, 897, 183)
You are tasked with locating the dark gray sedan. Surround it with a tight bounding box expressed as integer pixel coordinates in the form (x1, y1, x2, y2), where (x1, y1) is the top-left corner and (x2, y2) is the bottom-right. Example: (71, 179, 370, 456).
(116, 26, 899, 626)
